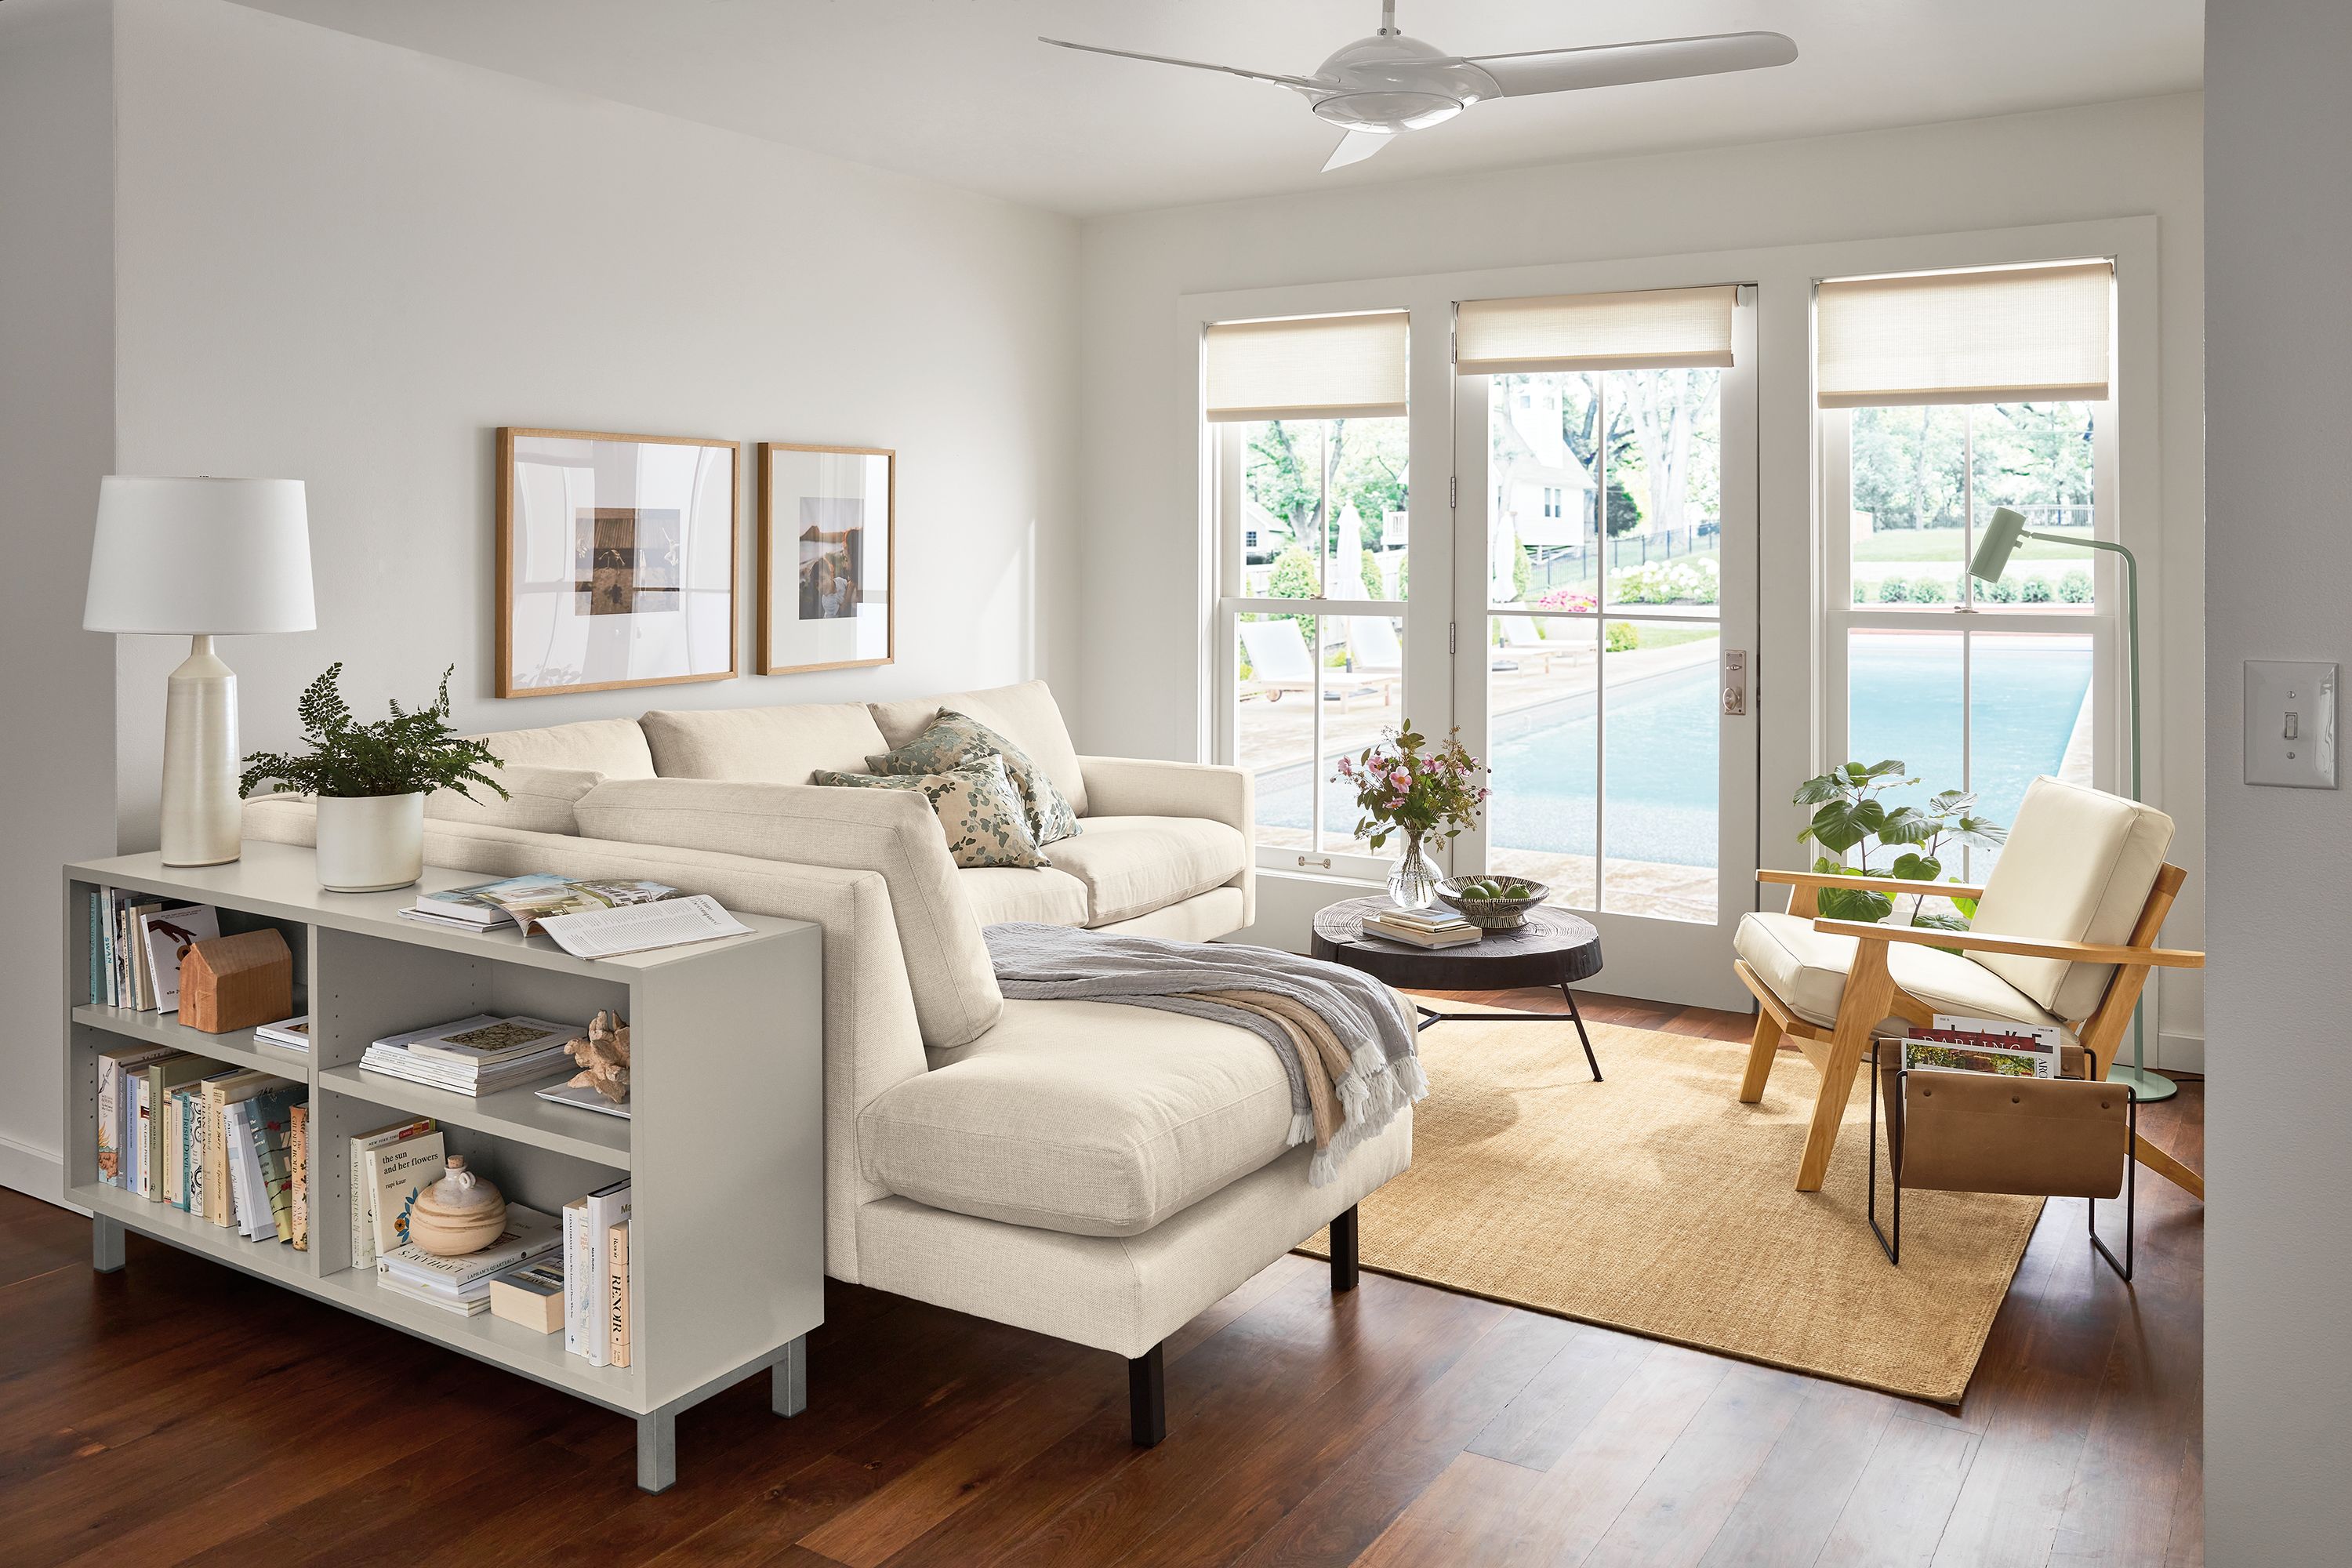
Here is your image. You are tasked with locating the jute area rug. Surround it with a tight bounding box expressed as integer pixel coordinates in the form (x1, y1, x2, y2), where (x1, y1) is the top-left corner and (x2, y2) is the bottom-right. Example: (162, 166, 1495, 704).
(1301, 1014, 2042, 1403)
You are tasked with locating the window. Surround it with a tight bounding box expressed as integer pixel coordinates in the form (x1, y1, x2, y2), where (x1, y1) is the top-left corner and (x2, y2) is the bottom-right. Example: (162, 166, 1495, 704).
(1542, 485, 1563, 518)
(1820, 262, 2116, 869)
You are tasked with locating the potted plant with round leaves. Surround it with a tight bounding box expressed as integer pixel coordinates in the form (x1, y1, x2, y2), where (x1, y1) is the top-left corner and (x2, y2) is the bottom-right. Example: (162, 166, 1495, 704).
(1793, 759, 2008, 929)
(240, 663, 506, 891)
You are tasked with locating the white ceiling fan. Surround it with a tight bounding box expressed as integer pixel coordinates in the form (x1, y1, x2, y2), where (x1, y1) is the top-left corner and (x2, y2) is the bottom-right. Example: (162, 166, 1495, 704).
(1042, 2, 1798, 172)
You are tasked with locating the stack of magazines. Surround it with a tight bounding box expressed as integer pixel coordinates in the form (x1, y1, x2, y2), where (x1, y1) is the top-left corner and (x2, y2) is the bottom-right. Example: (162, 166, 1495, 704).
(361, 1014, 577, 1097)
(376, 1203, 560, 1316)
(401, 875, 681, 935)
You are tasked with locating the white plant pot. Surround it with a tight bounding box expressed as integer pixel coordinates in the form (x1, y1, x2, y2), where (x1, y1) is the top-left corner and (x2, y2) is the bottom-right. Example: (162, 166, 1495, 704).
(315, 793, 425, 892)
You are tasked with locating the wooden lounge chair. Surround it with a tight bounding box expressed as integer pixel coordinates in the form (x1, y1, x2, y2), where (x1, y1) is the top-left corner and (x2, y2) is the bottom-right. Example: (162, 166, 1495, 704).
(1732, 776, 2205, 1199)
(1240, 619, 1394, 711)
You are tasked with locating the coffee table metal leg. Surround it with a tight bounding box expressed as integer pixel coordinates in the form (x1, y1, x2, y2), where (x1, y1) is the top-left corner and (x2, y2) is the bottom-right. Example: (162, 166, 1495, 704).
(1563, 985, 1602, 1082)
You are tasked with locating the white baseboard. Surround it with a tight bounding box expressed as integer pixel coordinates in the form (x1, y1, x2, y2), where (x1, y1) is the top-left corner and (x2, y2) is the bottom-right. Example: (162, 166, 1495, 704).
(0, 1131, 67, 1208)
(2157, 1029, 2205, 1076)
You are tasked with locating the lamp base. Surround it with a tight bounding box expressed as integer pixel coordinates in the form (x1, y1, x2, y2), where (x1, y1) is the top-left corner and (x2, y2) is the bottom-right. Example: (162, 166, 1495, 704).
(160, 635, 241, 866)
(2105, 1060, 2179, 1103)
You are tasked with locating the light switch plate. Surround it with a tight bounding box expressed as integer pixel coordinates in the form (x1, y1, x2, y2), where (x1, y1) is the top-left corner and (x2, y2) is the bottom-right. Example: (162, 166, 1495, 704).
(2244, 660, 2338, 788)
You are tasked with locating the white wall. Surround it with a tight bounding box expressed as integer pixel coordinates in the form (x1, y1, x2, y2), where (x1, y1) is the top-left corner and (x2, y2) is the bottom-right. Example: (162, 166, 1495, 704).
(0, 0, 121, 1201)
(2205, 1, 2352, 1556)
(1078, 96, 2205, 1054)
(107, 0, 1081, 847)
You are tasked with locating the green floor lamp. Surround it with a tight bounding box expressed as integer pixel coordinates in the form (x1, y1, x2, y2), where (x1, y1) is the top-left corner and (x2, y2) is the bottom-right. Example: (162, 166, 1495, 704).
(1969, 506, 2175, 1102)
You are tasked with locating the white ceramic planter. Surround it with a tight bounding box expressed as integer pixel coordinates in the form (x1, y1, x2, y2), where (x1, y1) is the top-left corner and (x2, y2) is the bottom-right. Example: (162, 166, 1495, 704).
(315, 792, 425, 892)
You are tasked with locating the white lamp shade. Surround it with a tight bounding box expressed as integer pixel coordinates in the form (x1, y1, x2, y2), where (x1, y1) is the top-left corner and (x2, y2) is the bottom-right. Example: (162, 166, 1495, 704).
(84, 476, 317, 634)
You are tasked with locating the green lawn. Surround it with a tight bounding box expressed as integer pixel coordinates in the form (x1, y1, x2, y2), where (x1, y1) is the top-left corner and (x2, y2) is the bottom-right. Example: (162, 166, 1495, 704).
(1850, 526, 2092, 563)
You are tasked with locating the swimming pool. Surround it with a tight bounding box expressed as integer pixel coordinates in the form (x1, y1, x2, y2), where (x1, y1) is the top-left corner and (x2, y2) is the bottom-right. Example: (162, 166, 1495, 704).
(1254, 637, 2092, 866)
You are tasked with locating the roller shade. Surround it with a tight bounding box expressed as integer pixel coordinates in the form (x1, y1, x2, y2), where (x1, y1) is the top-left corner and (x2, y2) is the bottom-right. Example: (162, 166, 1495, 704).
(1454, 285, 1737, 375)
(1203, 310, 1409, 423)
(1816, 260, 2112, 408)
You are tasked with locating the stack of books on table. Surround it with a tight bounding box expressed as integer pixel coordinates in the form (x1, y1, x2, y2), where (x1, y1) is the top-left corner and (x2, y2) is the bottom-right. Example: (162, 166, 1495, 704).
(1363, 906, 1480, 949)
(360, 1014, 577, 1098)
(376, 1203, 561, 1317)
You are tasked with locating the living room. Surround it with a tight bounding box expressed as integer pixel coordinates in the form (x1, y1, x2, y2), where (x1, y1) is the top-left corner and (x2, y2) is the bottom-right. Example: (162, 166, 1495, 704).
(0, 1, 2333, 1563)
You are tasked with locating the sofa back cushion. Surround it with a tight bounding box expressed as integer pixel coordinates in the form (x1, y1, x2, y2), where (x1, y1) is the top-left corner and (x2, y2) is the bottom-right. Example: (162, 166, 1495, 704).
(468, 717, 655, 779)
(424, 764, 602, 836)
(641, 702, 890, 783)
(870, 680, 1088, 817)
(573, 776, 1003, 1049)
(1968, 776, 2175, 1020)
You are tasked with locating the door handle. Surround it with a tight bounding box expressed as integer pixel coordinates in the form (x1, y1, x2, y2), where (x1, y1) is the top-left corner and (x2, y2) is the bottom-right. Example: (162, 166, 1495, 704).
(1722, 649, 1749, 717)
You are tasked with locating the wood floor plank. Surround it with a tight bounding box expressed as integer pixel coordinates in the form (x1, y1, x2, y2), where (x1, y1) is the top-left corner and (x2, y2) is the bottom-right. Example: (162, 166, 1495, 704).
(2046, 1255, 2202, 1568)
(1584, 1363, 1814, 1568)
(1696, 1380, 1902, 1568)
(1348, 1450, 1546, 1568)
(1464, 1323, 1653, 1472)
(1928, 1365, 2104, 1568)
(1814, 1412, 1976, 1568)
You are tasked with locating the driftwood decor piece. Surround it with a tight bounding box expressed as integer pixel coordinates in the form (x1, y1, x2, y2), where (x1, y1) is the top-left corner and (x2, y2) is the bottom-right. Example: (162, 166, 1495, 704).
(564, 1010, 630, 1105)
(180, 928, 293, 1033)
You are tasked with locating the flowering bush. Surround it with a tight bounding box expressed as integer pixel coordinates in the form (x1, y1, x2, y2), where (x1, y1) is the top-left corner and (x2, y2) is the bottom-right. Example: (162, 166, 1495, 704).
(1614, 556, 1719, 605)
(1334, 723, 1489, 851)
(1533, 586, 1595, 614)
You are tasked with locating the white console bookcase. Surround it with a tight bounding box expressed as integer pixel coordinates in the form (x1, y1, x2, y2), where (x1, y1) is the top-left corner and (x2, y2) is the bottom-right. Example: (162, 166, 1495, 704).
(64, 842, 823, 1492)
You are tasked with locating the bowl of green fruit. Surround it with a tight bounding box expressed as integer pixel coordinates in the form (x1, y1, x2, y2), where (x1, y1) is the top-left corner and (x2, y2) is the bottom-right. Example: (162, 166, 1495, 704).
(1436, 875, 1550, 931)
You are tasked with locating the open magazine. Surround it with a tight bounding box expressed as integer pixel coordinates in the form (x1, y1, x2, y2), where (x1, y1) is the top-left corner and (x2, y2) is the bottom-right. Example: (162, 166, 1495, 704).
(401, 876, 681, 936)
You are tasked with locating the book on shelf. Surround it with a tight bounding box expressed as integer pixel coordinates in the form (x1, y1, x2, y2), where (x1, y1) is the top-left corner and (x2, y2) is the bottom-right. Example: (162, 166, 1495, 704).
(179, 1087, 209, 1216)
(402, 875, 683, 937)
(562, 1198, 590, 1358)
(1900, 1014, 2063, 1080)
(95, 1043, 176, 1188)
(488, 1255, 566, 1334)
(255, 1015, 310, 1051)
(572, 1179, 632, 1367)
(405, 1015, 575, 1069)
(347, 1117, 437, 1269)
(223, 1100, 270, 1240)
(247, 1086, 305, 1240)
(377, 1203, 561, 1316)
(608, 1219, 632, 1368)
(140, 1054, 215, 1200)
(288, 1102, 310, 1250)
(1363, 912, 1480, 949)
(365, 1131, 448, 1258)
(534, 1081, 630, 1120)
(201, 1069, 296, 1229)
(360, 1014, 575, 1097)
(140, 906, 220, 1014)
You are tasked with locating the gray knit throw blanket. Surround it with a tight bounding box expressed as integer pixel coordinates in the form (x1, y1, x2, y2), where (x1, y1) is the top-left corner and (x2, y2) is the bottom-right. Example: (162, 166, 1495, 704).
(984, 922, 1427, 1186)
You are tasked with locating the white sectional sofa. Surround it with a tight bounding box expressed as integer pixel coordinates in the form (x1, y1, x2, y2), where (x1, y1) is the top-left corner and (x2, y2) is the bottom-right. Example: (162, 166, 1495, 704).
(243, 681, 1410, 1443)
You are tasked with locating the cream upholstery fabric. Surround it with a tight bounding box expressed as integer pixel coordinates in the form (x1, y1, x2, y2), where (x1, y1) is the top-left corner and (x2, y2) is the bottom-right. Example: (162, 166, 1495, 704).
(1735, 911, 2071, 1036)
(961, 866, 1091, 927)
(466, 717, 654, 779)
(1097, 886, 1249, 942)
(1047, 815, 1249, 926)
(870, 680, 1088, 816)
(238, 800, 927, 1284)
(1076, 754, 1252, 835)
(855, 1113, 1411, 1358)
(641, 702, 889, 784)
(571, 778, 1003, 1050)
(423, 764, 601, 835)
(1968, 777, 2174, 1019)
(862, 999, 1294, 1237)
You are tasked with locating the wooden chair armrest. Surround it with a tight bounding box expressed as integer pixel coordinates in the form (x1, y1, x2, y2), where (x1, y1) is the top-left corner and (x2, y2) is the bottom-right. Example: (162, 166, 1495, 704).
(1813, 918, 2205, 968)
(1758, 869, 1987, 899)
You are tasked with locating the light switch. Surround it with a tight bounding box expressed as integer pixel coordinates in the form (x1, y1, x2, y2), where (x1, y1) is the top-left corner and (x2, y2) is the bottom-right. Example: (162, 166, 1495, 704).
(2245, 660, 2338, 788)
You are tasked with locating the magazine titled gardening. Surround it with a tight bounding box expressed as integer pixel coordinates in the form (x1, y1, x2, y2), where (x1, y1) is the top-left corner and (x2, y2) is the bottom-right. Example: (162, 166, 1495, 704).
(1901, 1014, 2063, 1079)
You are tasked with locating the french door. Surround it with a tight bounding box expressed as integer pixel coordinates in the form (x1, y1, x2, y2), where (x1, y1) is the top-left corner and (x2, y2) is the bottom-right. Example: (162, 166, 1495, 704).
(1445, 288, 1760, 1007)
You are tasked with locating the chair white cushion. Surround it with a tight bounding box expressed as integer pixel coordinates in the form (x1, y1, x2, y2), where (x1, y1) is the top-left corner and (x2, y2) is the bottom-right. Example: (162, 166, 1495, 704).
(1968, 776, 2174, 1020)
(1734, 912, 2067, 1035)
(641, 703, 890, 784)
(859, 998, 1297, 1238)
(960, 866, 1091, 927)
(1044, 815, 1249, 926)
(467, 718, 654, 779)
(423, 764, 601, 836)
(869, 680, 1089, 817)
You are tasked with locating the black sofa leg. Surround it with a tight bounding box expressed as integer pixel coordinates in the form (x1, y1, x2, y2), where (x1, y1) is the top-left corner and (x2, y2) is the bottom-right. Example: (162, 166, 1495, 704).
(1129, 1341, 1166, 1447)
(1330, 1204, 1359, 1293)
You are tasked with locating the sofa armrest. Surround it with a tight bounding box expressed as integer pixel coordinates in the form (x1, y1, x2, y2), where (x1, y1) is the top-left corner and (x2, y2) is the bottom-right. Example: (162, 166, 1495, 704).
(1077, 755, 1254, 840)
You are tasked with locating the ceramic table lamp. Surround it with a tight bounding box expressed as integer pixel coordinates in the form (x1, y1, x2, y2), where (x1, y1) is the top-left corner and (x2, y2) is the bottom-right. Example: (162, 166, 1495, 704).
(84, 477, 316, 866)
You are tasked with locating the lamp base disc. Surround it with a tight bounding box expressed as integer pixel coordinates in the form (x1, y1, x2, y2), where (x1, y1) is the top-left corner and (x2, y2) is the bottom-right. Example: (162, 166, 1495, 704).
(2105, 1061, 2180, 1102)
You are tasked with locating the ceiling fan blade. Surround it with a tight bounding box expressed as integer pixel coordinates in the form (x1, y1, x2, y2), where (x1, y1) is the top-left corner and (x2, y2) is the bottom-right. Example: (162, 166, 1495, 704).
(1322, 129, 1395, 172)
(1038, 37, 1320, 92)
(1463, 31, 1797, 97)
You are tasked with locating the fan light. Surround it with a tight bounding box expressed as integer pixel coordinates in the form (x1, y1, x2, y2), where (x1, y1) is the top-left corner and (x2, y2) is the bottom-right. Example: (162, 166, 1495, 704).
(1311, 90, 1464, 132)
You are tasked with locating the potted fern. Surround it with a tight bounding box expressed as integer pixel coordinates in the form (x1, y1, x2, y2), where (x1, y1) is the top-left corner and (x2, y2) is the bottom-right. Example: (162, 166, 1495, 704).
(241, 664, 506, 891)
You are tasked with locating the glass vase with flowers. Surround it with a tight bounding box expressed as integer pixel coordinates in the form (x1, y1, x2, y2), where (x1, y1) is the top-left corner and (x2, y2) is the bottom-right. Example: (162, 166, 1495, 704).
(1334, 723, 1490, 910)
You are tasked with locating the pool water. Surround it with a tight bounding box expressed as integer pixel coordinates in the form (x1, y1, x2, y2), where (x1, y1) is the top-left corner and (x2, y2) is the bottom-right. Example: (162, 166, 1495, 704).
(1257, 637, 2091, 866)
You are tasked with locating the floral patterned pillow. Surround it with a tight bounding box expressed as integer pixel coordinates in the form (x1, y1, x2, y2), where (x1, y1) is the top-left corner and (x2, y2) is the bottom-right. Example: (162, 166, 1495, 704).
(866, 710, 1081, 848)
(811, 756, 1051, 869)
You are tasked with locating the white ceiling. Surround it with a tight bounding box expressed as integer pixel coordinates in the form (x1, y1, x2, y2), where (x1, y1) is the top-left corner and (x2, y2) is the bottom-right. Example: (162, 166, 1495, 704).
(232, 1, 2203, 216)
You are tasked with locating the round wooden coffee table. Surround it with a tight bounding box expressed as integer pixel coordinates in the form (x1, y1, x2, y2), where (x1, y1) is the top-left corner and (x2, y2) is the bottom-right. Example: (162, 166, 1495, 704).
(1310, 895, 1605, 1081)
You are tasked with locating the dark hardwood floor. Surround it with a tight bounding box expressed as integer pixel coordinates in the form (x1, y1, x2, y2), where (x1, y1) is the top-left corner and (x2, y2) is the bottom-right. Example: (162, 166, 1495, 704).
(0, 989, 2203, 1566)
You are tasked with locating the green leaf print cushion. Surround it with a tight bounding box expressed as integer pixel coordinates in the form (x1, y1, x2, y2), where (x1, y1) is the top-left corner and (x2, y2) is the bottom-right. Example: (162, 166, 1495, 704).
(812, 755, 1051, 869)
(865, 709, 1080, 848)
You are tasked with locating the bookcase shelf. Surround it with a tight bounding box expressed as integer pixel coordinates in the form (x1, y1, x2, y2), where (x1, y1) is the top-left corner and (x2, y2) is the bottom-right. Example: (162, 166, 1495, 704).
(66, 843, 823, 1492)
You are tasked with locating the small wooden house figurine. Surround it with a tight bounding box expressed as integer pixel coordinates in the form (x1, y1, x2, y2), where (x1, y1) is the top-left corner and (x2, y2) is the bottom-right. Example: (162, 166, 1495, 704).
(180, 928, 293, 1033)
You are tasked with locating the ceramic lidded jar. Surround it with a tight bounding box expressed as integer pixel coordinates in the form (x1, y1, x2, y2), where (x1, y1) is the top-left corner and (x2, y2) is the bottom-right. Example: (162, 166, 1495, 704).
(407, 1154, 509, 1256)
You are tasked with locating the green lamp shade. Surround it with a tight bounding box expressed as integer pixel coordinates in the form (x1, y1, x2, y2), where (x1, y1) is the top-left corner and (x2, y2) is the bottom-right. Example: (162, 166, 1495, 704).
(1970, 506, 2028, 583)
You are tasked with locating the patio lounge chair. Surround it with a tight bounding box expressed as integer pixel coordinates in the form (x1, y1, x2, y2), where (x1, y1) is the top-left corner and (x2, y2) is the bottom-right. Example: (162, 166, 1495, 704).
(1240, 620, 1392, 711)
(1344, 616, 1403, 707)
(1494, 615, 1566, 674)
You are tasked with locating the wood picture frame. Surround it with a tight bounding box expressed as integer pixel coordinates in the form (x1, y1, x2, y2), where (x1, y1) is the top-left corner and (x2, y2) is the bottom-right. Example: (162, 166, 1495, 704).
(756, 442, 896, 676)
(495, 426, 741, 698)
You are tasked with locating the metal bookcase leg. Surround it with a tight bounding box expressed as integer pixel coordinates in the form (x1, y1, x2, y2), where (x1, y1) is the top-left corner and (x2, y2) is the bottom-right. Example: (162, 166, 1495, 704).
(93, 1214, 125, 1274)
(773, 1335, 808, 1417)
(637, 1406, 677, 1494)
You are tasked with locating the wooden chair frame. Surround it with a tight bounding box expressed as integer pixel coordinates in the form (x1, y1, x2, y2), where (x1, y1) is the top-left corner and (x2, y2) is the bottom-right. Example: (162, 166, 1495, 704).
(1733, 864, 2205, 1198)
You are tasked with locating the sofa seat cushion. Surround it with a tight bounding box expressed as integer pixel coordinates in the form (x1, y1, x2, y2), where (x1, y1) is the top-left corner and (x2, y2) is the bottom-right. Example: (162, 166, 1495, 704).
(468, 718, 654, 779)
(641, 702, 889, 784)
(962, 866, 1091, 927)
(1734, 911, 2069, 1036)
(858, 999, 1296, 1237)
(870, 680, 1089, 817)
(1047, 815, 1248, 927)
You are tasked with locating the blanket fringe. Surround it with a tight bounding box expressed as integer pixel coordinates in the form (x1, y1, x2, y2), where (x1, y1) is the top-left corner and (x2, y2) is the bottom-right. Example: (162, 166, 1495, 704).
(1286, 1111, 1315, 1147)
(1308, 1147, 1338, 1187)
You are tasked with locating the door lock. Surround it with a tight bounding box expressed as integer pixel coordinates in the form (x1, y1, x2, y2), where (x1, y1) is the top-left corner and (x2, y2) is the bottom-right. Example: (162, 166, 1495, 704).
(1722, 648, 1749, 717)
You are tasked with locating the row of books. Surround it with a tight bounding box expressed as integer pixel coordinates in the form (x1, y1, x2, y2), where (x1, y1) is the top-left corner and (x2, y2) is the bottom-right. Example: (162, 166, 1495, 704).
(96, 1045, 309, 1245)
(562, 1179, 634, 1367)
(397, 874, 750, 960)
(89, 890, 218, 1013)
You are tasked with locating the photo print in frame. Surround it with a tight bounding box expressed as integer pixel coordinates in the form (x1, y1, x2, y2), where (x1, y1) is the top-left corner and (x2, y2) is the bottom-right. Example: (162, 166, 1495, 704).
(758, 442, 895, 674)
(495, 428, 739, 696)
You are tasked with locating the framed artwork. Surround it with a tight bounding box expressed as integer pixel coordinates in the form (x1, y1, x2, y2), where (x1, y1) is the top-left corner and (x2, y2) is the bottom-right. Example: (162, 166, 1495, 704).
(757, 443, 895, 675)
(495, 428, 739, 697)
